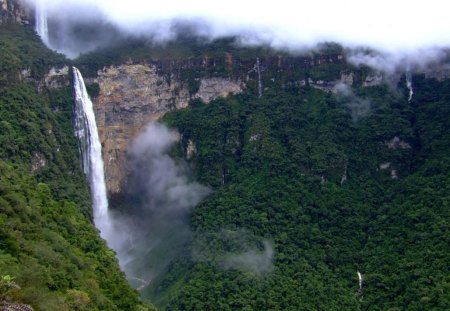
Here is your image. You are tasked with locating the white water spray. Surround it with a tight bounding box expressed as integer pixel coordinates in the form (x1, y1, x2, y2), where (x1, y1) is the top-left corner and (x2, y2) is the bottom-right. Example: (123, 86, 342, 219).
(357, 271, 364, 297)
(406, 71, 413, 102)
(73, 67, 111, 239)
(35, 0, 49, 46)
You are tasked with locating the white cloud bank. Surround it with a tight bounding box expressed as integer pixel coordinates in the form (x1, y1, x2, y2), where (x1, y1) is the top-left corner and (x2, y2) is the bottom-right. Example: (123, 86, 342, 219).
(26, 0, 450, 53)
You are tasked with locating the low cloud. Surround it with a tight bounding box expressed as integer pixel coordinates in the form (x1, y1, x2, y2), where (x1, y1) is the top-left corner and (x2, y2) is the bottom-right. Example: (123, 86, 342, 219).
(334, 83, 371, 122)
(347, 48, 448, 74)
(24, 0, 450, 66)
(193, 228, 275, 276)
(222, 240, 274, 275)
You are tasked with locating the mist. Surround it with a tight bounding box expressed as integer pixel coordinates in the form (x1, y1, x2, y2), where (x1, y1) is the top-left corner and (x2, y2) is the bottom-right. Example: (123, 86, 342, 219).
(193, 228, 275, 276)
(105, 122, 210, 286)
(24, 0, 450, 69)
(334, 83, 372, 122)
(222, 240, 274, 275)
(103, 123, 274, 287)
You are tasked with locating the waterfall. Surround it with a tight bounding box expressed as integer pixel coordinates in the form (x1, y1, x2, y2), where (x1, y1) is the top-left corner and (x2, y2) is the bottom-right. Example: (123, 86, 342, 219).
(73, 67, 111, 239)
(340, 164, 347, 185)
(406, 71, 414, 102)
(357, 271, 364, 298)
(35, 0, 49, 46)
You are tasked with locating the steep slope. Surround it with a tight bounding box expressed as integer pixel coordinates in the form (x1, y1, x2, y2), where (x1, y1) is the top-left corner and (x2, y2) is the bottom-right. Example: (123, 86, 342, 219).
(3, 2, 447, 309)
(0, 23, 153, 311)
(94, 63, 242, 194)
(144, 73, 450, 310)
(69, 31, 450, 310)
(77, 39, 365, 197)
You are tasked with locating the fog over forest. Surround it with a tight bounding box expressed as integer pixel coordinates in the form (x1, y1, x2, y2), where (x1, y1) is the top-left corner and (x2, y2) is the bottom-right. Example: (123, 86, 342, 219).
(26, 0, 450, 67)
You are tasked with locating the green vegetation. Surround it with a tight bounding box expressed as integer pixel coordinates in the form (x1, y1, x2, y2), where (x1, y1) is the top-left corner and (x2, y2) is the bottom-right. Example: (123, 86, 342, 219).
(0, 161, 144, 310)
(0, 24, 153, 310)
(147, 76, 450, 310)
(74, 35, 279, 77)
(2, 13, 449, 311)
(74, 33, 345, 80)
(0, 84, 92, 213)
(0, 25, 67, 86)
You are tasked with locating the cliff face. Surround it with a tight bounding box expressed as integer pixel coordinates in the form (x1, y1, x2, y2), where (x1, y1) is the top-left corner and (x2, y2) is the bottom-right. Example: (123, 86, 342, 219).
(195, 78, 244, 103)
(88, 50, 450, 195)
(90, 53, 386, 195)
(0, 0, 32, 25)
(94, 63, 243, 194)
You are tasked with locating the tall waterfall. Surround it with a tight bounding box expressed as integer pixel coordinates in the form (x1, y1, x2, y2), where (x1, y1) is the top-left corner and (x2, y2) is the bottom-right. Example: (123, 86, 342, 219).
(73, 67, 111, 239)
(35, 0, 49, 46)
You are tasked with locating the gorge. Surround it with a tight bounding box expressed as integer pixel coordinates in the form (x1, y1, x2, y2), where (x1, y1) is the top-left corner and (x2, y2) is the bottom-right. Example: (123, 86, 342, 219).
(1, 1, 450, 310)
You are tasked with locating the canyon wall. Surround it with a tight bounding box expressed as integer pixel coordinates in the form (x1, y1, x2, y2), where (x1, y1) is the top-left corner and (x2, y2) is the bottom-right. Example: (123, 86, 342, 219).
(94, 63, 243, 194)
(90, 53, 399, 195)
(0, 0, 32, 25)
(92, 51, 399, 195)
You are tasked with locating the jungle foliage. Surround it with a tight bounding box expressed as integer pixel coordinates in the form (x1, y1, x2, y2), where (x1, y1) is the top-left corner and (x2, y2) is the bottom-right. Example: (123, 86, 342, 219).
(0, 24, 152, 310)
(149, 75, 450, 310)
(1, 17, 449, 311)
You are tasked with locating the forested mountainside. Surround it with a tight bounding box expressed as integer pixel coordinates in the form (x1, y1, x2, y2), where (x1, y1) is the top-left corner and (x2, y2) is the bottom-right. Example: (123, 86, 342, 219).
(148, 77, 450, 310)
(0, 24, 153, 310)
(72, 31, 450, 309)
(72, 31, 450, 310)
(1, 1, 450, 310)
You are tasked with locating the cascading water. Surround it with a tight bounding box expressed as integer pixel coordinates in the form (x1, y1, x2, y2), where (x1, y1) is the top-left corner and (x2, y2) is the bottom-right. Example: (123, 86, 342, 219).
(35, 0, 49, 46)
(73, 67, 111, 239)
(406, 71, 414, 102)
(357, 271, 364, 299)
(248, 57, 263, 97)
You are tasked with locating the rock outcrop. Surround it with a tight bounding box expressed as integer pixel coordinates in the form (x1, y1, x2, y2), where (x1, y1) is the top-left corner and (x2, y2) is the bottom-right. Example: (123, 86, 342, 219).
(385, 136, 412, 150)
(30, 152, 47, 173)
(0, 0, 32, 25)
(41, 66, 70, 90)
(195, 78, 242, 103)
(0, 302, 34, 311)
(94, 64, 243, 194)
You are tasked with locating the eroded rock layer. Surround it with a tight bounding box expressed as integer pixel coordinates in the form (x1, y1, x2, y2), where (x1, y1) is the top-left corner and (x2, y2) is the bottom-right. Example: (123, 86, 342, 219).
(94, 63, 243, 193)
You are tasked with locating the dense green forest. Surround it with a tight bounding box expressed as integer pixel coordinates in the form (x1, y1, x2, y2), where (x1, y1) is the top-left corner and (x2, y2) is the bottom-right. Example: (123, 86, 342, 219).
(1, 11, 450, 311)
(71, 19, 449, 310)
(0, 25, 152, 310)
(143, 73, 450, 309)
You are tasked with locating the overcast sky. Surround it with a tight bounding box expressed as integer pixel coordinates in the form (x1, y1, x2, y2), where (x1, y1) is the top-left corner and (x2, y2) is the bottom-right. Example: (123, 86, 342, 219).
(27, 0, 450, 63)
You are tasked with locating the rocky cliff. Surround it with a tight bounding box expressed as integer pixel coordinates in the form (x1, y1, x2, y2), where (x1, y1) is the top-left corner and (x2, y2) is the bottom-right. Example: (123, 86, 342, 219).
(92, 50, 406, 195)
(93, 63, 243, 194)
(88, 53, 421, 195)
(0, 0, 32, 25)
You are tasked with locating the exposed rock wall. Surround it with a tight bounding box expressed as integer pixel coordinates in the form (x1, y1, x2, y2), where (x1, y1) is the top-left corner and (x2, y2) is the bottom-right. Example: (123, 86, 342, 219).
(91, 52, 433, 195)
(90, 54, 392, 195)
(0, 302, 34, 311)
(39, 66, 70, 90)
(0, 0, 32, 25)
(195, 78, 243, 103)
(94, 64, 243, 194)
(95, 64, 189, 194)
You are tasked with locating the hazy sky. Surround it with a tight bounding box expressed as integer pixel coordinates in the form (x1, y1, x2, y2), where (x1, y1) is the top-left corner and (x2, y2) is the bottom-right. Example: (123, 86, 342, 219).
(29, 0, 450, 52)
